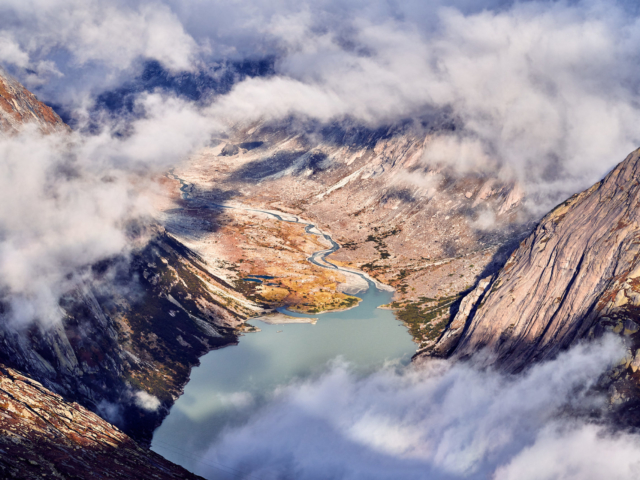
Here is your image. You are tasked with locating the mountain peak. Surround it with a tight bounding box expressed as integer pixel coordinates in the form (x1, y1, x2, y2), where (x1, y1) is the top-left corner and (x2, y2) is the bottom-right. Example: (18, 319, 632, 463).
(0, 67, 67, 134)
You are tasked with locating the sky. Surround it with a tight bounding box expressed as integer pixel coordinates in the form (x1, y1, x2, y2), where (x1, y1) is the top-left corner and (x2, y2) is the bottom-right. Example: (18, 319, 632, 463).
(2, 1, 640, 478)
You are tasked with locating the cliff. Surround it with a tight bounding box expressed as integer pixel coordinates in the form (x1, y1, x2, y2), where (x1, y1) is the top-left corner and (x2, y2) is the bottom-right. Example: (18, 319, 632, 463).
(0, 69, 258, 445)
(0, 230, 250, 444)
(424, 148, 640, 379)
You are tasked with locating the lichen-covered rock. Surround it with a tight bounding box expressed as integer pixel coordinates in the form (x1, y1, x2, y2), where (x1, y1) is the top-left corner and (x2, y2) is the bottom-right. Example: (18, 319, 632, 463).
(0, 67, 67, 134)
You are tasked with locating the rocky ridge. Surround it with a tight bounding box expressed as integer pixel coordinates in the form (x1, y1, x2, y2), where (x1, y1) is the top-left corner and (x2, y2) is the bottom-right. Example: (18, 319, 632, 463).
(0, 230, 252, 445)
(0, 363, 202, 479)
(0, 68, 265, 477)
(0, 67, 67, 134)
(0, 69, 261, 445)
(425, 147, 640, 370)
(417, 148, 640, 420)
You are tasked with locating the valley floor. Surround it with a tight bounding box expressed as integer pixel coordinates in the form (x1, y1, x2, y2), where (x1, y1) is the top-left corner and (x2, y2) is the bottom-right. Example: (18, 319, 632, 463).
(158, 146, 526, 349)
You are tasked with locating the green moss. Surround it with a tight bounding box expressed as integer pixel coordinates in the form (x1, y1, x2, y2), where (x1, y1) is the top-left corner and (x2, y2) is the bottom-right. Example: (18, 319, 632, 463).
(365, 227, 400, 262)
(394, 294, 462, 344)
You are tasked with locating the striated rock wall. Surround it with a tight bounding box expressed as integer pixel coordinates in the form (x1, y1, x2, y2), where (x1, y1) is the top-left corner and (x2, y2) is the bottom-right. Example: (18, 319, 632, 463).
(425, 148, 640, 376)
(0, 363, 203, 479)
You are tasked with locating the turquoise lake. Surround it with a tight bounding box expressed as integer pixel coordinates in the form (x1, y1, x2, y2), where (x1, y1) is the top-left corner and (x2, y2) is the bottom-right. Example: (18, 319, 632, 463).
(151, 279, 416, 476)
(155, 174, 416, 476)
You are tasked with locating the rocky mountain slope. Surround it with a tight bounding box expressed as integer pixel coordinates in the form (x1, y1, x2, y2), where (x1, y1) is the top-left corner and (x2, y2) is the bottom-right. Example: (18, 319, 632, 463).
(0, 363, 202, 479)
(0, 229, 255, 444)
(176, 119, 534, 346)
(0, 69, 264, 446)
(0, 67, 274, 478)
(422, 148, 640, 398)
(0, 67, 67, 134)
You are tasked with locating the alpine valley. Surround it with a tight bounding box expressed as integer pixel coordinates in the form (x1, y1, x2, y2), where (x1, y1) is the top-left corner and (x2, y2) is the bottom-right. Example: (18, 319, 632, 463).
(3, 8, 640, 477)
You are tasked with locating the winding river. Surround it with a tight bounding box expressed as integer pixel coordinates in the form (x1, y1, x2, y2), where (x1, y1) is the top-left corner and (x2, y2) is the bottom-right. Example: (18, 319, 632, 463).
(151, 174, 416, 477)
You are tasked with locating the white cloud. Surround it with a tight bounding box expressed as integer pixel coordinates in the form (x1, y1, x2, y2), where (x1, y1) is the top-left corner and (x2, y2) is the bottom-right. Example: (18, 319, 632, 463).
(134, 390, 161, 411)
(495, 423, 640, 480)
(0, 92, 217, 328)
(0, 32, 29, 69)
(197, 335, 635, 480)
(198, 0, 640, 210)
(2, 0, 640, 211)
(1, 2, 640, 475)
(0, 0, 200, 105)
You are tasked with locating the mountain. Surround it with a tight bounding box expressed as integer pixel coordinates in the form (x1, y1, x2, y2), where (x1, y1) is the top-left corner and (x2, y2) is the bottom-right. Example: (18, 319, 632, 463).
(0, 230, 254, 444)
(174, 118, 534, 346)
(0, 67, 67, 134)
(0, 362, 203, 479)
(0, 69, 268, 446)
(0, 69, 268, 476)
(421, 148, 640, 410)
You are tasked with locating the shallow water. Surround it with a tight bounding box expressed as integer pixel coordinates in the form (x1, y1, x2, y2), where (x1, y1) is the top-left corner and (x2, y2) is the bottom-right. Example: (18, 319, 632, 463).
(150, 279, 416, 474)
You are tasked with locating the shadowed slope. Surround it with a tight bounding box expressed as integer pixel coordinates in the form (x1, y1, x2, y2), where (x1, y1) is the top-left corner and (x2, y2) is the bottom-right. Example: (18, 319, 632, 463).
(427, 148, 640, 375)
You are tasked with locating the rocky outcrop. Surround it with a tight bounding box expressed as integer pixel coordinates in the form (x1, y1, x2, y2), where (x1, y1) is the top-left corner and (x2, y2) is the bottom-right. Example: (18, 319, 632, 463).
(0, 67, 67, 134)
(0, 69, 254, 446)
(424, 147, 640, 374)
(0, 363, 203, 479)
(425, 276, 493, 356)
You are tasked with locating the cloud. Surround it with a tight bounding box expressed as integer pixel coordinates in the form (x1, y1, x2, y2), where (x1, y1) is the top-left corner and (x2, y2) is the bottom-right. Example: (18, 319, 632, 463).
(0, 91, 217, 328)
(495, 423, 640, 480)
(2, 0, 640, 211)
(194, 335, 636, 480)
(0, 127, 136, 327)
(0, 0, 200, 106)
(471, 208, 498, 231)
(134, 390, 162, 411)
(2, 2, 640, 475)
(202, 0, 640, 210)
(97, 399, 124, 425)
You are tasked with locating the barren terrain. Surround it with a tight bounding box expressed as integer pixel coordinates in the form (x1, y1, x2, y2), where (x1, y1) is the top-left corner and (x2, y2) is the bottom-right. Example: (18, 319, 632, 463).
(156, 122, 534, 348)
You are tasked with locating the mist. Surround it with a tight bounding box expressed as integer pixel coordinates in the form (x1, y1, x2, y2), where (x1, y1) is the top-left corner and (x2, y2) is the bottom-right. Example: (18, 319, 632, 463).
(0, 92, 218, 327)
(1, 1, 640, 213)
(194, 335, 639, 480)
(1, 2, 639, 202)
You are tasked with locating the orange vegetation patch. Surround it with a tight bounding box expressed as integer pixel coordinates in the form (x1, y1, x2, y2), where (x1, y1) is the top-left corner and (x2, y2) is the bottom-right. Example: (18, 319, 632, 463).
(202, 208, 361, 313)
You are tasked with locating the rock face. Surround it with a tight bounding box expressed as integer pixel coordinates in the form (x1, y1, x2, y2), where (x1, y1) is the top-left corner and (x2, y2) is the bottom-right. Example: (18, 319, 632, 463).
(0, 68, 259, 446)
(0, 231, 248, 444)
(0, 363, 203, 479)
(426, 147, 640, 373)
(0, 67, 67, 134)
